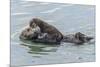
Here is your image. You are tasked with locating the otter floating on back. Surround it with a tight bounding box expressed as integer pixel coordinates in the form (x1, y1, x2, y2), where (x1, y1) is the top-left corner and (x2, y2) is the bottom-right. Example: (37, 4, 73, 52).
(20, 18, 93, 44)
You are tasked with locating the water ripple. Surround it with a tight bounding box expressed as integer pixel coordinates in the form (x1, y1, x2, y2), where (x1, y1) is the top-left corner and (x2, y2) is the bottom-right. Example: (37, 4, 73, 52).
(11, 12, 30, 16)
(40, 8, 61, 14)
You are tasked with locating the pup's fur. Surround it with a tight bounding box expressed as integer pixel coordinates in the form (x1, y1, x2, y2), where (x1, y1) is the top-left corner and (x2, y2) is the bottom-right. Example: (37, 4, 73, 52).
(29, 18, 63, 42)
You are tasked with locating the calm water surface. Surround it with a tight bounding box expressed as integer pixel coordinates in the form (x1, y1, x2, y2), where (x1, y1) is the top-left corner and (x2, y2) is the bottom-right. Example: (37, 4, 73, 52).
(11, 0, 95, 66)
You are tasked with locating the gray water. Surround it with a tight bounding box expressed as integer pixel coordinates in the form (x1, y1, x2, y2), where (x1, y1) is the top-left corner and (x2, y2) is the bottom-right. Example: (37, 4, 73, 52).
(11, 0, 95, 66)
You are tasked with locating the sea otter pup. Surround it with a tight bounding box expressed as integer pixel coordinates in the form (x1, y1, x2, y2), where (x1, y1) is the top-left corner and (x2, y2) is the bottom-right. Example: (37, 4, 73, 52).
(62, 32, 93, 44)
(29, 18, 63, 42)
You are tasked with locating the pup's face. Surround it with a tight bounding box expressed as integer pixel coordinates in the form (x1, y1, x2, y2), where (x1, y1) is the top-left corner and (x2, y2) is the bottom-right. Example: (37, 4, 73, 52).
(30, 18, 43, 28)
(30, 22, 37, 28)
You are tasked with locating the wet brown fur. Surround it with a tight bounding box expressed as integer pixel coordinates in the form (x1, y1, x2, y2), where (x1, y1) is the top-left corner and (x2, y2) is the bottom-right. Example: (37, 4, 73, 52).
(29, 18, 63, 42)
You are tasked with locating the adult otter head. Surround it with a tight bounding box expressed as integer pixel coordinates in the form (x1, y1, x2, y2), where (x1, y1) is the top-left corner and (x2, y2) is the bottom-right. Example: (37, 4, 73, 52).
(19, 27, 38, 40)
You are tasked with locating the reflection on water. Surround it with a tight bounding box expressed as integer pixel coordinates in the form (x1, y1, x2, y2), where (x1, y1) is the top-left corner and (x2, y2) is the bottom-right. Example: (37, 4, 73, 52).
(20, 40, 59, 56)
(11, 0, 95, 66)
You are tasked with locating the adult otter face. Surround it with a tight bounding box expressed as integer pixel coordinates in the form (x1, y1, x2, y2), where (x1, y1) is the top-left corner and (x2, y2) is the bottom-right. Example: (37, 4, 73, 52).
(20, 27, 34, 40)
(19, 27, 39, 40)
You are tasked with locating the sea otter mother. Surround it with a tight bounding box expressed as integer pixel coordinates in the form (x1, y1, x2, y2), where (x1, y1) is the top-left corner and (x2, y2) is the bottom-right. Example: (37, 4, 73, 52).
(29, 18, 63, 43)
(20, 18, 93, 44)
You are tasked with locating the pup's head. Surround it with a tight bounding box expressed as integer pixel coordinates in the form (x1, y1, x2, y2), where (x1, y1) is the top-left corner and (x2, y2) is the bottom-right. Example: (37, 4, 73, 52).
(29, 18, 44, 28)
(29, 20, 37, 28)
